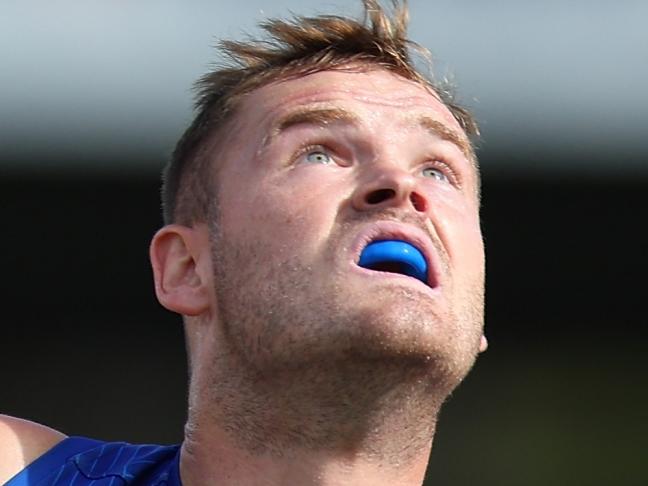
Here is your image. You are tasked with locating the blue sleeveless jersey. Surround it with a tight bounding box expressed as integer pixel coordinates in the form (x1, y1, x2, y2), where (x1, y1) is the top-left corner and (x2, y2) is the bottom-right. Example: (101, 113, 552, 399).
(6, 437, 182, 485)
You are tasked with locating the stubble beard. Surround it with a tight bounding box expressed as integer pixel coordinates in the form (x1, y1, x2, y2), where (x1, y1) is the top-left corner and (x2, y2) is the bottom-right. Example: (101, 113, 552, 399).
(202, 219, 484, 465)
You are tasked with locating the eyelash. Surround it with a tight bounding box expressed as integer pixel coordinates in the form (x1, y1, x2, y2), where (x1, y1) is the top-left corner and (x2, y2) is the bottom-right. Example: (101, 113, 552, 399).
(292, 144, 343, 166)
(421, 158, 462, 187)
(291, 144, 462, 188)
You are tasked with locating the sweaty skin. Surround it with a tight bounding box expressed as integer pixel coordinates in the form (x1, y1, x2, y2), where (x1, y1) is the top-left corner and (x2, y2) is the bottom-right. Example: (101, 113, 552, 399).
(151, 67, 487, 486)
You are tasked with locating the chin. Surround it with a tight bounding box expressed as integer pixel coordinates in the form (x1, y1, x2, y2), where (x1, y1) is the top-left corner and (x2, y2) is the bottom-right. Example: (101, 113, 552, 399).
(338, 253, 485, 357)
(214, 243, 482, 389)
(351, 295, 476, 366)
(283, 284, 481, 389)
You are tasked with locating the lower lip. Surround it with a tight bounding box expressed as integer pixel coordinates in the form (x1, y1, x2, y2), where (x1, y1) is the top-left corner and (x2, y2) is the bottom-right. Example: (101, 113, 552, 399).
(349, 262, 442, 298)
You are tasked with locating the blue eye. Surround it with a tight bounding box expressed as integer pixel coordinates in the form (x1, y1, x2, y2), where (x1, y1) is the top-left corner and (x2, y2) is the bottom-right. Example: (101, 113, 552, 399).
(422, 166, 449, 182)
(305, 150, 334, 165)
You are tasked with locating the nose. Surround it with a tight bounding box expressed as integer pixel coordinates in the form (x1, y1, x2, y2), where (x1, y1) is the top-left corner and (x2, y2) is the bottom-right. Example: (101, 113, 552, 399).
(351, 165, 428, 213)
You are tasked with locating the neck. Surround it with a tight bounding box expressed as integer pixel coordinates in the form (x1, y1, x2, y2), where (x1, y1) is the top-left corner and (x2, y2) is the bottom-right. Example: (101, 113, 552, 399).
(179, 354, 445, 486)
(180, 422, 432, 486)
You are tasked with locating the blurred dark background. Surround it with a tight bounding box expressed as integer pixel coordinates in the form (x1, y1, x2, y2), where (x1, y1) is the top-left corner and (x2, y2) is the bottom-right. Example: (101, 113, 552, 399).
(2, 1, 647, 485)
(3, 161, 646, 486)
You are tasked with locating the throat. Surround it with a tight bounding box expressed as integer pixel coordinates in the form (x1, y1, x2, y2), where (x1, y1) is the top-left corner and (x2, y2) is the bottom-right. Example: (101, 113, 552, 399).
(203, 357, 443, 468)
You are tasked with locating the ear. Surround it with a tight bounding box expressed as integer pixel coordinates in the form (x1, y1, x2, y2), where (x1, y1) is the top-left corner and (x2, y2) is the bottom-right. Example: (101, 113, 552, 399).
(479, 334, 488, 353)
(149, 224, 211, 316)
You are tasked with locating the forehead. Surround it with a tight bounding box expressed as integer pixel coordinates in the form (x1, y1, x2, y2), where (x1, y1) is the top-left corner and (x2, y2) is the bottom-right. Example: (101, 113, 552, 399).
(234, 68, 467, 139)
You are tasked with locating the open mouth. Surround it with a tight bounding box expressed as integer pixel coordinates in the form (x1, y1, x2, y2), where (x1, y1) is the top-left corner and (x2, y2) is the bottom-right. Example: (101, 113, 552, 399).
(358, 239, 428, 285)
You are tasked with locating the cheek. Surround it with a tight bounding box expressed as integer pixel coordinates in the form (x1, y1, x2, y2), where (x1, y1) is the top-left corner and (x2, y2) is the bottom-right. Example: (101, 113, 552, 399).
(457, 223, 485, 274)
(219, 171, 341, 249)
(430, 189, 484, 269)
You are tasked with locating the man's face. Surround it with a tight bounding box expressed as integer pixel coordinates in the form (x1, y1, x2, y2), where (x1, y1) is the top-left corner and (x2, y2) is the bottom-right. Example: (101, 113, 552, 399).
(207, 68, 485, 391)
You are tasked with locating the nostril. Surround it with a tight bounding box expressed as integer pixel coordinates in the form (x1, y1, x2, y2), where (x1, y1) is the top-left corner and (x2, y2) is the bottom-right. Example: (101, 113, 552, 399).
(410, 192, 427, 212)
(365, 188, 396, 205)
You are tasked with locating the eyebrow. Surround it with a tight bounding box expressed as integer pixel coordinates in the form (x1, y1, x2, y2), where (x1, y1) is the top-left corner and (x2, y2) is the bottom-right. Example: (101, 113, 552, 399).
(265, 107, 477, 166)
(264, 107, 359, 147)
(414, 115, 477, 165)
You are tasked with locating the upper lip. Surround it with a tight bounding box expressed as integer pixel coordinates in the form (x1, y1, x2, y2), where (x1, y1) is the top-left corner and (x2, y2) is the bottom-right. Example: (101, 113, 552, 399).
(350, 220, 441, 289)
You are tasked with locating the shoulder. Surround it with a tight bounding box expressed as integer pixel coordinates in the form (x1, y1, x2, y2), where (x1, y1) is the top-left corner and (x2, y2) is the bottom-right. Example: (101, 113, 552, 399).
(0, 414, 67, 484)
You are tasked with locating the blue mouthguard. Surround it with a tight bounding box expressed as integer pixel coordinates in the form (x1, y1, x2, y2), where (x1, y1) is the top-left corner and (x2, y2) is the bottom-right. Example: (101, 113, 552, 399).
(358, 240, 428, 283)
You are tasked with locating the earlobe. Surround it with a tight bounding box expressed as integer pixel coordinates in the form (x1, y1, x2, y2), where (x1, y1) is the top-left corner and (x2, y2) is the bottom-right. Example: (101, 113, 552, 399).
(149, 224, 211, 316)
(479, 335, 488, 353)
